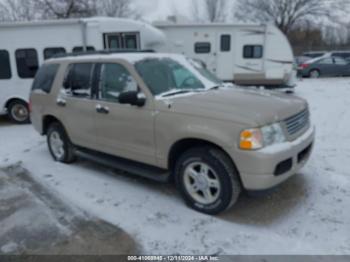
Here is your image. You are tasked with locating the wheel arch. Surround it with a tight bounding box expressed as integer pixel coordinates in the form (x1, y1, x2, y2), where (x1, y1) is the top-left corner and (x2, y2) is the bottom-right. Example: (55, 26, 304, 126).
(42, 115, 64, 135)
(167, 138, 242, 184)
(5, 97, 28, 110)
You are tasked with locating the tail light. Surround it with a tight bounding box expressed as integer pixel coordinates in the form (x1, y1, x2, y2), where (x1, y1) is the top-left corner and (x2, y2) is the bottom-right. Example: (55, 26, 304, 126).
(300, 63, 309, 69)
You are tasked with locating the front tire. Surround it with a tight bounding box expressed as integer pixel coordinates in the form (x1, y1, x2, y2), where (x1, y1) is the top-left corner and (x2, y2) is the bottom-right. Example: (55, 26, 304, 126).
(47, 122, 76, 163)
(175, 147, 241, 215)
(8, 100, 30, 124)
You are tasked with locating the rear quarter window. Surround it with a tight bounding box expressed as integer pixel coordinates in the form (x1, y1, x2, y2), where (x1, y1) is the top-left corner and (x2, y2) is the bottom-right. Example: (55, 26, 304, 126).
(31, 64, 60, 93)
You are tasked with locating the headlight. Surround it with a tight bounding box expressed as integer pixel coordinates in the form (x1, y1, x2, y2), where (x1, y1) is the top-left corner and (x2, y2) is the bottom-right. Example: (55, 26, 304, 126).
(240, 123, 286, 150)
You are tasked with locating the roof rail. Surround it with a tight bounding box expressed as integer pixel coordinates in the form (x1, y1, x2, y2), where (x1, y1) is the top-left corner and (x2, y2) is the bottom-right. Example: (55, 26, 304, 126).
(52, 49, 156, 59)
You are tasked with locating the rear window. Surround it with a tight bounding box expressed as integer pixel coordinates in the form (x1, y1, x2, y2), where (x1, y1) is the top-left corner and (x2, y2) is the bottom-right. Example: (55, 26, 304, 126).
(64, 63, 94, 98)
(44, 47, 66, 60)
(15, 49, 39, 78)
(72, 46, 95, 53)
(194, 43, 211, 54)
(0, 50, 11, 79)
(243, 45, 263, 59)
(32, 64, 59, 93)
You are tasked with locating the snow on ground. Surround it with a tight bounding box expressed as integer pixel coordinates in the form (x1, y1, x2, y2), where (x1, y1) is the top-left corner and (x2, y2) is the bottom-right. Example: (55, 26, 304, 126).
(0, 78, 350, 255)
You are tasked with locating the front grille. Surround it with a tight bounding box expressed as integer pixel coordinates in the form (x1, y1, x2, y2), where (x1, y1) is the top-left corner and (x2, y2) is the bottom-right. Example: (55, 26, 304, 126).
(284, 108, 309, 136)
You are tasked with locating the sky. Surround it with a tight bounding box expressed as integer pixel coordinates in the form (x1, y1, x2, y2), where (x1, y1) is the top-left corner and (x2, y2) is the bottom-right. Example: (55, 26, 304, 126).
(135, 0, 192, 22)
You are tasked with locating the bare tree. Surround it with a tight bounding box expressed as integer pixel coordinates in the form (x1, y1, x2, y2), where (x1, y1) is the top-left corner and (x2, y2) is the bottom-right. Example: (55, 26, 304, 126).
(191, 0, 228, 23)
(34, 0, 97, 19)
(0, 0, 38, 22)
(234, 0, 350, 34)
(96, 0, 139, 18)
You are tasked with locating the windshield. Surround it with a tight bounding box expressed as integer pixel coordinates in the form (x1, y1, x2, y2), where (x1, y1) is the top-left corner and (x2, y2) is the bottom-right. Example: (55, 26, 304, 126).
(135, 57, 222, 96)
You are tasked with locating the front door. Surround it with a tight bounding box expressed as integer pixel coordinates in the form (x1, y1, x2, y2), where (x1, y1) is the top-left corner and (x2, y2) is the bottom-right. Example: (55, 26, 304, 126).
(93, 62, 156, 165)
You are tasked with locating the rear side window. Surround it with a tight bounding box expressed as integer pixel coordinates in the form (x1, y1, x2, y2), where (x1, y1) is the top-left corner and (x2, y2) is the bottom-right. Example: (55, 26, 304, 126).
(15, 49, 39, 78)
(64, 63, 94, 98)
(31, 64, 59, 93)
(44, 48, 66, 60)
(0, 50, 11, 79)
(194, 43, 211, 54)
(243, 45, 263, 59)
(220, 35, 231, 52)
(72, 46, 95, 53)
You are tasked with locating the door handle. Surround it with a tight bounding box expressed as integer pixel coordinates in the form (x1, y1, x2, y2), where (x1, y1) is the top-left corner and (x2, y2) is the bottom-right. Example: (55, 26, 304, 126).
(56, 98, 66, 107)
(96, 104, 109, 114)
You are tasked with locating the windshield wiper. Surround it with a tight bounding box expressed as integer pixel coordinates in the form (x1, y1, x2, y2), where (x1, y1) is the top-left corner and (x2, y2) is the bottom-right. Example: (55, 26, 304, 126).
(160, 89, 194, 97)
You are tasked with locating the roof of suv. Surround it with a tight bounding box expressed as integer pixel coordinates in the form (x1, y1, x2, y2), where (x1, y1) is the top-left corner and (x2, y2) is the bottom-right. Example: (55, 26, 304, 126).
(47, 52, 185, 65)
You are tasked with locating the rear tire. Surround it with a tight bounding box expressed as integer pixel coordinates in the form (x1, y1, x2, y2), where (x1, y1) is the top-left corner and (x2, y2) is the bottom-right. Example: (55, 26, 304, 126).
(8, 100, 30, 124)
(174, 147, 241, 215)
(309, 69, 320, 78)
(47, 122, 76, 163)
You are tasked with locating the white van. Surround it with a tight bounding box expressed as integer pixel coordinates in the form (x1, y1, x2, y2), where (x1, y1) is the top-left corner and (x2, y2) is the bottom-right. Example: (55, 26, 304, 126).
(0, 17, 166, 123)
(154, 22, 296, 88)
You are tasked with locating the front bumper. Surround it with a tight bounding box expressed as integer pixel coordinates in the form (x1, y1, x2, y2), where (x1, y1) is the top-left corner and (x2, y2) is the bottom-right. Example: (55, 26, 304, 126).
(231, 126, 315, 191)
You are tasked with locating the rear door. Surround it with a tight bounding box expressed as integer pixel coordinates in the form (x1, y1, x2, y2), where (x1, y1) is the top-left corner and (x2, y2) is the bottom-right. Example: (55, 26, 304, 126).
(56, 63, 98, 149)
(92, 61, 156, 166)
(316, 58, 336, 76)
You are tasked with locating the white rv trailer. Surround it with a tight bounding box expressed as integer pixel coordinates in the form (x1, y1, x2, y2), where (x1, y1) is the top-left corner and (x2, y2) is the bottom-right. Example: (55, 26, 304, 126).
(0, 17, 166, 123)
(154, 22, 296, 88)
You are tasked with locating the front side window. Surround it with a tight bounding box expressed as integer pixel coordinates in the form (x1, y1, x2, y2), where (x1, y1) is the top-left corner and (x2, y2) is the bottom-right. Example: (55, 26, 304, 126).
(135, 58, 205, 96)
(64, 63, 93, 98)
(32, 64, 59, 93)
(334, 58, 347, 65)
(99, 63, 138, 102)
(15, 49, 39, 78)
(243, 45, 263, 59)
(194, 43, 211, 54)
(0, 50, 11, 79)
(44, 48, 66, 60)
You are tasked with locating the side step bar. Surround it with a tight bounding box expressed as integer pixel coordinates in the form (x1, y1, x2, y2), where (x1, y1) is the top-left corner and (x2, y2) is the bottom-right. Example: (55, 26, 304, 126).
(74, 148, 170, 183)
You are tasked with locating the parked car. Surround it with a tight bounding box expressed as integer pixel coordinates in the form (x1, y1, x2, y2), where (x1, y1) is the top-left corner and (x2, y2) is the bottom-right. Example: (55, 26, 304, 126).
(328, 51, 350, 60)
(303, 51, 326, 58)
(30, 51, 315, 215)
(299, 56, 350, 78)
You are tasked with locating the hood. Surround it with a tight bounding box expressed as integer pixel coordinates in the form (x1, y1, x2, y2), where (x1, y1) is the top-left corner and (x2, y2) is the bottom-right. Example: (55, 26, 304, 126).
(156, 87, 307, 127)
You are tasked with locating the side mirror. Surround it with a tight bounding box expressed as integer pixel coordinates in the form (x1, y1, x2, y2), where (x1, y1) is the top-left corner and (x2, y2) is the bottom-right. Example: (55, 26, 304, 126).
(119, 91, 146, 107)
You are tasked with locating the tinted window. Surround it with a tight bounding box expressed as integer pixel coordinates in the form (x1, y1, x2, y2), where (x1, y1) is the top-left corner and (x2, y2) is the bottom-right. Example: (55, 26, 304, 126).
(220, 35, 231, 52)
(318, 58, 333, 65)
(99, 63, 137, 102)
(32, 64, 59, 93)
(194, 43, 211, 54)
(15, 49, 39, 78)
(64, 63, 93, 98)
(243, 45, 263, 59)
(334, 58, 347, 65)
(72, 46, 95, 53)
(44, 48, 66, 60)
(0, 50, 11, 79)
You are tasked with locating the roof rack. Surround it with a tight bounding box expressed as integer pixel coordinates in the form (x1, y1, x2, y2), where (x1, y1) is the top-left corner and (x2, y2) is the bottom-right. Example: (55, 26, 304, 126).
(52, 49, 156, 59)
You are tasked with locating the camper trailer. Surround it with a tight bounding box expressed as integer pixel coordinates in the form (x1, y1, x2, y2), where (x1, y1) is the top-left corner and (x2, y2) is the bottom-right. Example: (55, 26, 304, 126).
(155, 22, 296, 88)
(0, 17, 166, 123)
